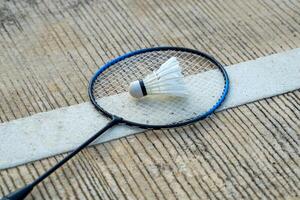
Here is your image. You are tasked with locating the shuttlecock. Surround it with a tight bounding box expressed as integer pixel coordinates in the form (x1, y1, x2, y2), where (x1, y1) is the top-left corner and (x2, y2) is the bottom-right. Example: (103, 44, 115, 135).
(129, 57, 187, 98)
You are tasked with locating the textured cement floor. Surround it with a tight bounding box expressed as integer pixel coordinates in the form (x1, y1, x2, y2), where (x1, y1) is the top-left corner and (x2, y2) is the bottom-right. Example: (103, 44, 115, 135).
(0, 0, 299, 199)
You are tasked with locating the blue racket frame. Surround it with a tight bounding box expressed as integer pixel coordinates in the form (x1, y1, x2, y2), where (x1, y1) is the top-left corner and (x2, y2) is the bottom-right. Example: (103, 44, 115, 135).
(89, 46, 230, 129)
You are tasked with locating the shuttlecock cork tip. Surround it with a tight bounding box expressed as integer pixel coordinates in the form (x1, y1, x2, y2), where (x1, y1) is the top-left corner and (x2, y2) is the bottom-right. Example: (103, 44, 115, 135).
(129, 57, 187, 98)
(129, 80, 146, 98)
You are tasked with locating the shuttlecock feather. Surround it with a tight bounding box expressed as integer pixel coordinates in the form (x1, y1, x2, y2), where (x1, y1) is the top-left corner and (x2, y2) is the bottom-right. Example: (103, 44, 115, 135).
(129, 57, 187, 98)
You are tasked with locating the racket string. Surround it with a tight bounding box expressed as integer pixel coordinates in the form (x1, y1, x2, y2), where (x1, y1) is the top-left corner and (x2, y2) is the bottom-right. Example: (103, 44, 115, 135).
(93, 51, 216, 97)
(92, 50, 226, 125)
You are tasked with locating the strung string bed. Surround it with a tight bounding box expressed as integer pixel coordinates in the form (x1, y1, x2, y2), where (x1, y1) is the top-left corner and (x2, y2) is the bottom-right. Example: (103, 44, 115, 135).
(91, 49, 227, 126)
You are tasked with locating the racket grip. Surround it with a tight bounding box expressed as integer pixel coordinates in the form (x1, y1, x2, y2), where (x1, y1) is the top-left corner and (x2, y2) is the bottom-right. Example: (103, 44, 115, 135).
(0, 184, 34, 200)
(1, 117, 122, 200)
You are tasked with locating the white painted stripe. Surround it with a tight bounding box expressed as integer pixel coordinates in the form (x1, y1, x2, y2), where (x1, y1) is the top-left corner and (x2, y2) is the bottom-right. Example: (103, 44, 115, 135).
(0, 48, 300, 169)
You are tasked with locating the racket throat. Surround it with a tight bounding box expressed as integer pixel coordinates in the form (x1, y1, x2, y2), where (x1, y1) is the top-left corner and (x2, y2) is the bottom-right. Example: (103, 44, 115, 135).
(111, 115, 123, 122)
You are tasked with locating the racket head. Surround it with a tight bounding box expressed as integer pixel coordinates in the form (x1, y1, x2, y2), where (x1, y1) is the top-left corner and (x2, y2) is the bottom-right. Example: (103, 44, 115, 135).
(88, 46, 229, 129)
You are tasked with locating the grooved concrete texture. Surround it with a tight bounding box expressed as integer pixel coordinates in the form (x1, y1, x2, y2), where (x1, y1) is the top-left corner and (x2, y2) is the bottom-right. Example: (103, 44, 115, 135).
(0, 0, 299, 199)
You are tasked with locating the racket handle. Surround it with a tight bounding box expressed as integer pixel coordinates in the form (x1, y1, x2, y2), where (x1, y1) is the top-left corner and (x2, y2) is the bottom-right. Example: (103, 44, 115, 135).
(0, 184, 33, 200)
(1, 116, 122, 200)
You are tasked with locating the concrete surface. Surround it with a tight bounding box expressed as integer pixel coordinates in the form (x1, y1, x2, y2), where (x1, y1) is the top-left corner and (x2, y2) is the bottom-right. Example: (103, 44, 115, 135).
(0, 0, 299, 199)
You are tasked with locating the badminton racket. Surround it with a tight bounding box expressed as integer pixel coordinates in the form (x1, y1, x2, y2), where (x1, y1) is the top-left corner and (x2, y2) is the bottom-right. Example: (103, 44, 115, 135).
(1, 46, 229, 200)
